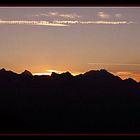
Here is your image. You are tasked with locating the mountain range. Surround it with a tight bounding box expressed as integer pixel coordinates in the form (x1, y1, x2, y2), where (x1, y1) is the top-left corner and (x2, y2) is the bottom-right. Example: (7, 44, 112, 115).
(0, 68, 140, 133)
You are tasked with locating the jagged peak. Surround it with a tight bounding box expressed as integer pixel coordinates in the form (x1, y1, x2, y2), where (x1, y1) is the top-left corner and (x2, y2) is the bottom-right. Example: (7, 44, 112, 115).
(21, 70, 32, 76)
(0, 68, 18, 76)
(61, 72, 73, 77)
(51, 72, 59, 77)
(0, 68, 138, 84)
(51, 71, 73, 79)
(99, 69, 108, 73)
(84, 70, 97, 75)
(0, 68, 6, 72)
(124, 77, 137, 84)
(83, 69, 122, 82)
(84, 69, 110, 75)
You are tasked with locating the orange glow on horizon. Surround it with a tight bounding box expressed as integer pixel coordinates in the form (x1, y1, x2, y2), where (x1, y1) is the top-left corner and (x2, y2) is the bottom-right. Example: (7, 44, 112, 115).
(33, 69, 140, 82)
(33, 69, 82, 76)
(112, 71, 140, 82)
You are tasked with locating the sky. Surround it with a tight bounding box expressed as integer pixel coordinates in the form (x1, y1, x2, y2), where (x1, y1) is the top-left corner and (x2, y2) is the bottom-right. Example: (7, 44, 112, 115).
(0, 7, 140, 81)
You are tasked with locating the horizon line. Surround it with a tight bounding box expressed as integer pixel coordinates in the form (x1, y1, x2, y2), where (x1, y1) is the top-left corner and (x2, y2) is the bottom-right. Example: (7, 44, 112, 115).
(0, 68, 139, 82)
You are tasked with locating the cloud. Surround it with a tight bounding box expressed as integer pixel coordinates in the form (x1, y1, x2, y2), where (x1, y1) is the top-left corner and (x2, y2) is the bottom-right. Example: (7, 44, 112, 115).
(33, 72, 52, 76)
(53, 20, 79, 24)
(47, 12, 58, 16)
(88, 63, 140, 82)
(115, 71, 133, 76)
(54, 20, 135, 25)
(46, 69, 63, 73)
(0, 20, 68, 27)
(88, 63, 140, 66)
(33, 69, 82, 76)
(115, 14, 122, 18)
(33, 69, 65, 76)
(0, 19, 135, 27)
(97, 12, 110, 19)
(80, 21, 134, 25)
(112, 71, 140, 82)
(98, 12, 123, 19)
(32, 12, 81, 19)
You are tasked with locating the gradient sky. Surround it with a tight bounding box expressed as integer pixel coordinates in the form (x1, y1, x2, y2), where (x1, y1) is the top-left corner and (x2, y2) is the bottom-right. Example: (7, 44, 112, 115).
(0, 7, 140, 81)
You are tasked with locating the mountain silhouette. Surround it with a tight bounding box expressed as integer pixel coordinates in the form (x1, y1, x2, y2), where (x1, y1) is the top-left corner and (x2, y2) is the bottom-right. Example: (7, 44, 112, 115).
(0, 68, 6, 72)
(21, 70, 32, 76)
(60, 71, 73, 78)
(83, 69, 122, 82)
(0, 68, 140, 133)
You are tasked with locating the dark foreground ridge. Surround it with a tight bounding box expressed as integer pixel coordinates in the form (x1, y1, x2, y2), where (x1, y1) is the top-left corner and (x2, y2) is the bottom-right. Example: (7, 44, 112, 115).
(0, 68, 140, 133)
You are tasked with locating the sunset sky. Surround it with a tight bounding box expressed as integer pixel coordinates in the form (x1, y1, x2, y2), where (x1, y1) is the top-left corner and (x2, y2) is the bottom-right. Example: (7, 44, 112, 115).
(0, 7, 140, 81)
